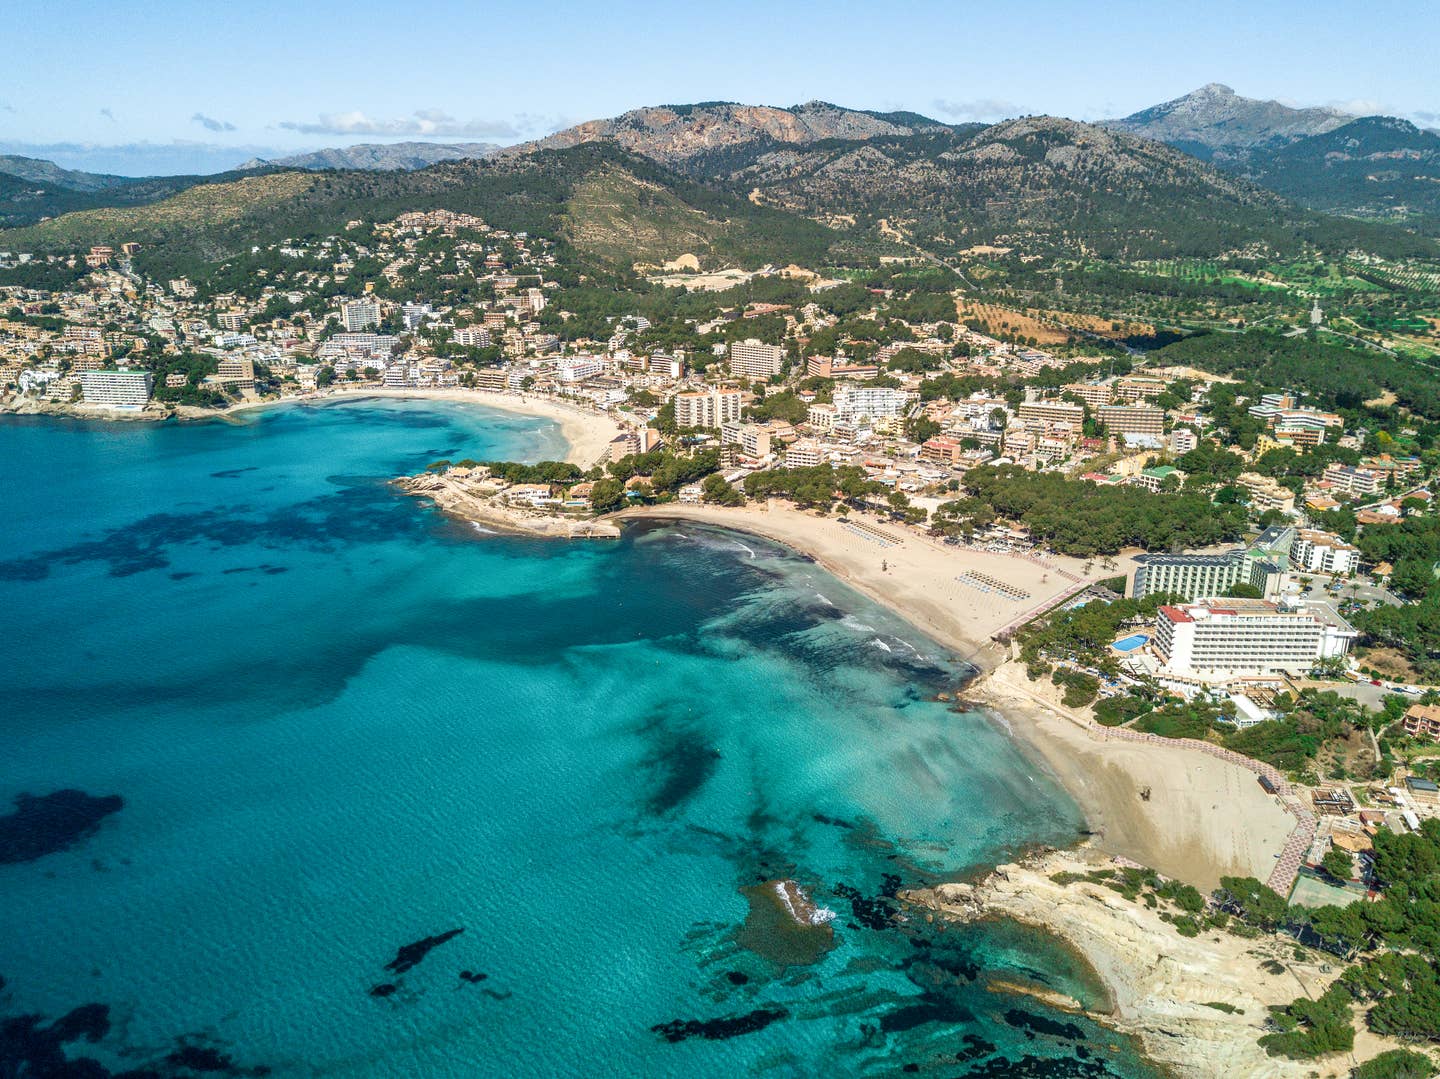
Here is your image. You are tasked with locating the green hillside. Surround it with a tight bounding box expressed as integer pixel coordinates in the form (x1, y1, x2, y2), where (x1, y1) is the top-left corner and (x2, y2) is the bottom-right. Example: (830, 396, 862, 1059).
(0, 144, 838, 280)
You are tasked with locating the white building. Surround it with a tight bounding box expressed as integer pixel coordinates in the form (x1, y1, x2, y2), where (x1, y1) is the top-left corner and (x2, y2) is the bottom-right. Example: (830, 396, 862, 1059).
(556, 357, 606, 383)
(453, 327, 491, 348)
(81, 370, 153, 409)
(1170, 428, 1198, 455)
(673, 388, 742, 429)
(785, 441, 822, 468)
(1290, 530, 1359, 576)
(1154, 598, 1355, 677)
(339, 299, 381, 332)
(729, 339, 784, 380)
(834, 385, 914, 423)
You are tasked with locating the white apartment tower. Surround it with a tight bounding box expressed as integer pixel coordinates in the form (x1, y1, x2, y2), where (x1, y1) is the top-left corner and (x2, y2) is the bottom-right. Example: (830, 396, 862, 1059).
(729, 339, 785, 380)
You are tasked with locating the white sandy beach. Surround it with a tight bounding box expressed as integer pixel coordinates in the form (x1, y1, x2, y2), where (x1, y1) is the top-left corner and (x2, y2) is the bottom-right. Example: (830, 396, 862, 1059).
(614, 501, 1295, 891)
(616, 501, 1096, 666)
(226, 387, 624, 467)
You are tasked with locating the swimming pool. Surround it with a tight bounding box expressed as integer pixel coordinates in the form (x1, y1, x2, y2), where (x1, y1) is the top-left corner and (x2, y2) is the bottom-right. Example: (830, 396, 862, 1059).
(1112, 633, 1149, 653)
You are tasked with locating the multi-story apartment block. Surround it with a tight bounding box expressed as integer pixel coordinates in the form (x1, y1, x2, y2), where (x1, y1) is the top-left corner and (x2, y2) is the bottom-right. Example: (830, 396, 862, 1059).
(1290, 530, 1359, 575)
(1170, 428, 1199, 455)
(453, 327, 492, 348)
(556, 357, 606, 383)
(1062, 383, 1113, 409)
(729, 339, 785, 380)
(339, 299, 381, 332)
(1113, 376, 1168, 402)
(673, 388, 742, 429)
(1402, 705, 1440, 741)
(1237, 472, 1297, 514)
(1323, 463, 1383, 497)
(80, 370, 153, 409)
(833, 385, 914, 422)
(784, 441, 822, 468)
(721, 420, 772, 458)
(1017, 400, 1085, 430)
(1098, 404, 1165, 438)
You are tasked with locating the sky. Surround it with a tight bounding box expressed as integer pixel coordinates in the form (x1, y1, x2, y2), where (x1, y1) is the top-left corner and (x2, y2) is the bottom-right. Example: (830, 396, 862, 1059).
(3, 0, 1437, 175)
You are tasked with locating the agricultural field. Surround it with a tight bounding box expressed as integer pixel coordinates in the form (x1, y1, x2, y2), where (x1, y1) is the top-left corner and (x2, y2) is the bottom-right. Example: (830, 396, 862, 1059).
(954, 300, 1071, 345)
(953, 300, 1150, 346)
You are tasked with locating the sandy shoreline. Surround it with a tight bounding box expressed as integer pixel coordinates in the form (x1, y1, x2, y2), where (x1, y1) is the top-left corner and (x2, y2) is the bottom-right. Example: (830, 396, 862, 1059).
(2, 388, 625, 468)
(226, 387, 624, 467)
(614, 501, 1296, 891)
(616, 501, 1096, 670)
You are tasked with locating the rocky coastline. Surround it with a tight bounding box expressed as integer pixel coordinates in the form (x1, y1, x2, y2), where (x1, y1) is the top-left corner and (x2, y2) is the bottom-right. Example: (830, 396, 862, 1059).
(903, 847, 1383, 1079)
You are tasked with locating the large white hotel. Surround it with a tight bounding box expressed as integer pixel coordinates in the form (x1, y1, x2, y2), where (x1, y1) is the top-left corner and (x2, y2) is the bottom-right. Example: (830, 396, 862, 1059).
(80, 370, 153, 409)
(1154, 598, 1355, 677)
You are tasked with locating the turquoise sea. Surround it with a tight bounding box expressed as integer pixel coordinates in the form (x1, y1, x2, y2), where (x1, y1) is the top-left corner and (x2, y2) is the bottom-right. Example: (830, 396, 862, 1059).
(0, 398, 1158, 1077)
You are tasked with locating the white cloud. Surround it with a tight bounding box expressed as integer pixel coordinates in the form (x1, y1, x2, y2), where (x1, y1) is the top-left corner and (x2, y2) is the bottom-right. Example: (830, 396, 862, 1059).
(191, 112, 237, 133)
(278, 109, 522, 139)
(931, 97, 1021, 123)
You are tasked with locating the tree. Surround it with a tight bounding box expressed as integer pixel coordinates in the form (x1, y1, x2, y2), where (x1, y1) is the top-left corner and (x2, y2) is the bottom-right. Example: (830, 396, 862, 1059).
(316, 365, 335, 387)
(1322, 847, 1354, 882)
(701, 473, 743, 506)
(590, 478, 625, 514)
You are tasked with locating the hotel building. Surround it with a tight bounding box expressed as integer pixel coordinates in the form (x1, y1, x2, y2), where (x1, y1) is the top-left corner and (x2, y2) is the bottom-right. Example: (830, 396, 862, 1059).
(1155, 598, 1355, 676)
(80, 370, 153, 409)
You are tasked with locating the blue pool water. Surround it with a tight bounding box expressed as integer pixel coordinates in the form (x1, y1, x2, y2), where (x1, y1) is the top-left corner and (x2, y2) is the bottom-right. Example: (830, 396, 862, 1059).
(1111, 634, 1150, 653)
(0, 399, 1157, 1077)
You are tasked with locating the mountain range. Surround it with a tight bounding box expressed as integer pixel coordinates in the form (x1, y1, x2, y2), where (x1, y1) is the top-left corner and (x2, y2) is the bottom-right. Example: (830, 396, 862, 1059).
(239, 141, 502, 172)
(2, 89, 1437, 272)
(1104, 83, 1352, 161)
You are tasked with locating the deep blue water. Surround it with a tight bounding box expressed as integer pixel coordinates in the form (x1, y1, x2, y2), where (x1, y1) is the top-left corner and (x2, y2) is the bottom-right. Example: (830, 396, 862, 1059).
(0, 398, 1157, 1077)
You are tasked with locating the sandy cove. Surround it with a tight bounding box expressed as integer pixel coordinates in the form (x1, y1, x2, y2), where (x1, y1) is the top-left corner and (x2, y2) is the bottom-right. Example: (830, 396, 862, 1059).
(3, 387, 626, 467)
(615, 501, 1098, 667)
(227, 388, 624, 467)
(614, 501, 1297, 892)
(904, 848, 1363, 1079)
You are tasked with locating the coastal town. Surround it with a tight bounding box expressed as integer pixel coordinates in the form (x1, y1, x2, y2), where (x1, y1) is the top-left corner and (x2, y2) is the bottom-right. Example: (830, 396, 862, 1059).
(7, 207, 1440, 1076)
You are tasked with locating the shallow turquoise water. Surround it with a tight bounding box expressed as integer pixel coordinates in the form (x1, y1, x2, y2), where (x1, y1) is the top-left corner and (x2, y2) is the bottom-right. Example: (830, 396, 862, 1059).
(0, 399, 1157, 1077)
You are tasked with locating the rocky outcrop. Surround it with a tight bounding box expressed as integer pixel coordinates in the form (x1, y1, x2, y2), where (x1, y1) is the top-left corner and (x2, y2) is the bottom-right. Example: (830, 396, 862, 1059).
(905, 849, 1354, 1079)
(395, 470, 619, 539)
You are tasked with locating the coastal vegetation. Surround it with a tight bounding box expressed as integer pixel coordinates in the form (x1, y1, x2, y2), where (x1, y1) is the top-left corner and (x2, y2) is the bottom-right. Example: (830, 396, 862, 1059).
(961, 466, 1247, 556)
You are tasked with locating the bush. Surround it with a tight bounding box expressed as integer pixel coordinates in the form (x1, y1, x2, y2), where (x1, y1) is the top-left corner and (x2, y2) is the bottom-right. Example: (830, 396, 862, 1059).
(1352, 1049, 1438, 1079)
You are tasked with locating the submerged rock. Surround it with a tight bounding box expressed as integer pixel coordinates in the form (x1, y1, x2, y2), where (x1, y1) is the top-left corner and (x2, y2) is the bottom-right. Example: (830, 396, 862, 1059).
(735, 880, 836, 967)
(0, 790, 124, 864)
(652, 1007, 789, 1043)
(383, 928, 464, 975)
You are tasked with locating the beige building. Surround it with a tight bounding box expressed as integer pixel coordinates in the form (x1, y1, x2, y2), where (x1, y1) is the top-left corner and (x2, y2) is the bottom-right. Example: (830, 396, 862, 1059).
(1098, 404, 1165, 438)
(673, 388, 742, 429)
(1018, 400, 1084, 430)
